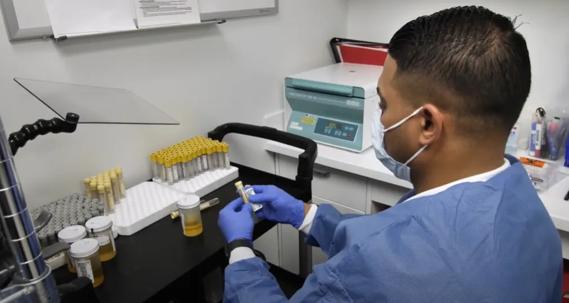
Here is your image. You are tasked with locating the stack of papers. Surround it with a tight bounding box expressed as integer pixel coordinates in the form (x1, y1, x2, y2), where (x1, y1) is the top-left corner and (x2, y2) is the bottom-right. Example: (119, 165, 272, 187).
(45, 0, 201, 38)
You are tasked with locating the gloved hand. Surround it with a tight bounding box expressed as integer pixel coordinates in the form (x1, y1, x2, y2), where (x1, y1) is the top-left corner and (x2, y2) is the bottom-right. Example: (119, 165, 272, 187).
(218, 198, 254, 243)
(249, 185, 305, 228)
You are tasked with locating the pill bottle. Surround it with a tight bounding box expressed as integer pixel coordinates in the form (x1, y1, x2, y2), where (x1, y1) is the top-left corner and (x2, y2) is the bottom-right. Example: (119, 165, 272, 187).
(85, 216, 116, 262)
(177, 195, 203, 237)
(70, 238, 104, 287)
(58, 225, 87, 273)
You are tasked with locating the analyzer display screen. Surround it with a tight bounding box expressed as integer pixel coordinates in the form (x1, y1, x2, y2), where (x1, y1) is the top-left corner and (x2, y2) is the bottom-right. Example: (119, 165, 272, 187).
(314, 118, 358, 141)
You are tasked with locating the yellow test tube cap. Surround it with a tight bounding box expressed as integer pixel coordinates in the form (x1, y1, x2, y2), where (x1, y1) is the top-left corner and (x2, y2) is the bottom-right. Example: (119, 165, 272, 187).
(234, 181, 244, 189)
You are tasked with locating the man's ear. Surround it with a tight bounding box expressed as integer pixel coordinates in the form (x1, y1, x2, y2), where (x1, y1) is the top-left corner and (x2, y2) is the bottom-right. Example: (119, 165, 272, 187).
(418, 104, 443, 145)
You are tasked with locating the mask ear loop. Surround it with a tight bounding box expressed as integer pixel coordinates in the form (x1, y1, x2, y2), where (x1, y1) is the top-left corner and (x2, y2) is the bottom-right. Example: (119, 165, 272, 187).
(404, 144, 428, 165)
(383, 107, 424, 133)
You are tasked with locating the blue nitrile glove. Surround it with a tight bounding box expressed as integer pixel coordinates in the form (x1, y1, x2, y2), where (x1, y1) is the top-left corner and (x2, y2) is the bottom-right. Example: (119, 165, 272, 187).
(249, 185, 305, 228)
(218, 198, 254, 243)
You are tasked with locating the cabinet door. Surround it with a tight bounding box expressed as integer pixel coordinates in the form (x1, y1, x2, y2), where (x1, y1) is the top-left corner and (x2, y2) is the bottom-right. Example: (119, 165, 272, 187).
(279, 223, 299, 274)
(311, 196, 364, 267)
(276, 155, 368, 212)
(254, 225, 279, 266)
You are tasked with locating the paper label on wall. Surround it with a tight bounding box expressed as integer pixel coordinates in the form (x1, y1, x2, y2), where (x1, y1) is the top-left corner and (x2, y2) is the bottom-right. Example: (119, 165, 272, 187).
(44, 0, 137, 38)
(75, 259, 94, 283)
(135, 0, 201, 29)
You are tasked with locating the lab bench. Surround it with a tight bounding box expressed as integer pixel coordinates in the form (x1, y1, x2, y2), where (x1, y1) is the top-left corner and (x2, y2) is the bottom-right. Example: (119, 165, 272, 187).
(53, 164, 303, 303)
(262, 141, 569, 272)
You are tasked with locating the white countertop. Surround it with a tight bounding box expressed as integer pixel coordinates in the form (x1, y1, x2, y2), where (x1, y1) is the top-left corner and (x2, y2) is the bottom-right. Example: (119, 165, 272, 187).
(539, 176, 569, 232)
(266, 141, 569, 232)
(265, 141, 412, 189)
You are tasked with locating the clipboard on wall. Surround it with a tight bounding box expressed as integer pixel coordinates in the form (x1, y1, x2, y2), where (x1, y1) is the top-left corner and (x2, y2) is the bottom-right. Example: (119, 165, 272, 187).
(330, 37, 389, 66)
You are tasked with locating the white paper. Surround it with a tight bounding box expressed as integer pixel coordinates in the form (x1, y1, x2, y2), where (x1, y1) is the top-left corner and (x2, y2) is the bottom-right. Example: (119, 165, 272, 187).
(135, 0, 201, 29)
(44, 0, 136, 38)
(200, 0, 274, 14)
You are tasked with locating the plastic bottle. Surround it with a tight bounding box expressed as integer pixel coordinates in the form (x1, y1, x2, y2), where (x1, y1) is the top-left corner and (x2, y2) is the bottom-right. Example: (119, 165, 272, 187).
(506, 124, 519, 155)
(529, 108, 546, 158)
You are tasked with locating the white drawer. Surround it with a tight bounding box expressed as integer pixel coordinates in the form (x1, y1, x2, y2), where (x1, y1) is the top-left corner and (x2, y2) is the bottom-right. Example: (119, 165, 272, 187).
(368, 179, 409, 213)
(312, 196, 365, 215)
(276, 155, 368, 212)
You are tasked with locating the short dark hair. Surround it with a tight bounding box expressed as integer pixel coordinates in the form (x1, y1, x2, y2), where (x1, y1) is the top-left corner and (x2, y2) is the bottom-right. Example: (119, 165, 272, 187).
(388, 6, 531, 134)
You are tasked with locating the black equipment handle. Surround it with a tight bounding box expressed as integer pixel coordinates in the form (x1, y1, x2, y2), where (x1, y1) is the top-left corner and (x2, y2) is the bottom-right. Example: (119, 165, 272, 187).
(208, 123, 317, 201)
(9, 113, 79, 155)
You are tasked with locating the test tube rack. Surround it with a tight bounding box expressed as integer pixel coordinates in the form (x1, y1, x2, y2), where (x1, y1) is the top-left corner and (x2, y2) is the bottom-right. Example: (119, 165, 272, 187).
(157, 166, 239, 196)
(32, 193, 104, 247)
(108, 182, 186, 236)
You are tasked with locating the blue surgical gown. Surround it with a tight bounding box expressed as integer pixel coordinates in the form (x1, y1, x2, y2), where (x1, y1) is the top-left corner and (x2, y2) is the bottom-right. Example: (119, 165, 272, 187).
(224, 157, 562, 302)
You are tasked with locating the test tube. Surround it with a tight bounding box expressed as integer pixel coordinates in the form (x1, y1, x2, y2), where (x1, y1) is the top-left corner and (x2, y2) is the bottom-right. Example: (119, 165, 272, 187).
(105, 181, 115, 212)
(207, 145, 215, 170)
(235, 181, 262, 212)
(216, 143, 224, 170)
(201, 146, 209, 171)
(98, 185, 109, 215)
(178, 154, 185, 180)
(110, 172, 121, 204)
(115, 168, 126, 198)
(150, 153, 159, 181)
(223, 143, 230, 167)
(166, 160, 174, 184)
(184, 153, 193, 179)
(172, 157, 179, 183)
(89, 180, 98, 199)
(235, 181, 250, 203)
(196, 148, 203, 174)
(83, 178, 91, 199)
(158, 153, 166, 182)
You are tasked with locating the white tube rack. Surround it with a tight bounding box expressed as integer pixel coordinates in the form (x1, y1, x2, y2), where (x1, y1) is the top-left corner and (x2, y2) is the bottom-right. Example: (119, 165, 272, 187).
(110, 166, 238, 236)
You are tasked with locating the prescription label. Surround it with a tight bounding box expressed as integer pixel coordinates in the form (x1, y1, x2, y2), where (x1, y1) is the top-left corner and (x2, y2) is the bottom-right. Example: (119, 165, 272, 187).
(244, 187, 263, 212)
(76, 259, 94, 283)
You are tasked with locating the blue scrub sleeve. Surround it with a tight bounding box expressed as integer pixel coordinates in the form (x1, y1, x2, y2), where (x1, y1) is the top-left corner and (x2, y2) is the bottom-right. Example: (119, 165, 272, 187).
(224, 255, 351, 303)
(224, 258, 288, 303)
(305, 204, 361, 256)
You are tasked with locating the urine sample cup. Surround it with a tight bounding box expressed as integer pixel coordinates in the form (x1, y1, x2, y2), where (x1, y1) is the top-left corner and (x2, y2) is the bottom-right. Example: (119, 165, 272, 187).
(70, 238, 104, 288)
(177, 195, 203, 237)
(85, 216, 116, 262)
(58, 225, 87, 273)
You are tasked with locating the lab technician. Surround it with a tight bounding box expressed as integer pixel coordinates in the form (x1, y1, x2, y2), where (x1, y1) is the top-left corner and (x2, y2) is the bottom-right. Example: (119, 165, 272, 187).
(218, 6, 562, 302)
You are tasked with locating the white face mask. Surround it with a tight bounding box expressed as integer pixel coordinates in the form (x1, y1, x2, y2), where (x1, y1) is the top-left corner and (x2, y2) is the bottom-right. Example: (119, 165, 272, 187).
(371, 104, 428, 181)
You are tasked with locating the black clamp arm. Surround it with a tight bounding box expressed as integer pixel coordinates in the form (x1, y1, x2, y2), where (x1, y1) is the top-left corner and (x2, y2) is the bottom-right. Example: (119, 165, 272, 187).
(208, 123, 317, 202)
(9, 113, 79, 155)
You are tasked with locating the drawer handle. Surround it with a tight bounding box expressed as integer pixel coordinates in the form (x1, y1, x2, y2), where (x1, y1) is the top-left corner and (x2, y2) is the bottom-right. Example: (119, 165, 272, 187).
(313, 167, 331, 178)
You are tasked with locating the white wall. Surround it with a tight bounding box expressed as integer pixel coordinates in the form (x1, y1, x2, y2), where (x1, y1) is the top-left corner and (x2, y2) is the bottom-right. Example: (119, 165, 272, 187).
(0, 0, 347, 208)
(347, 0, 569, 140)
